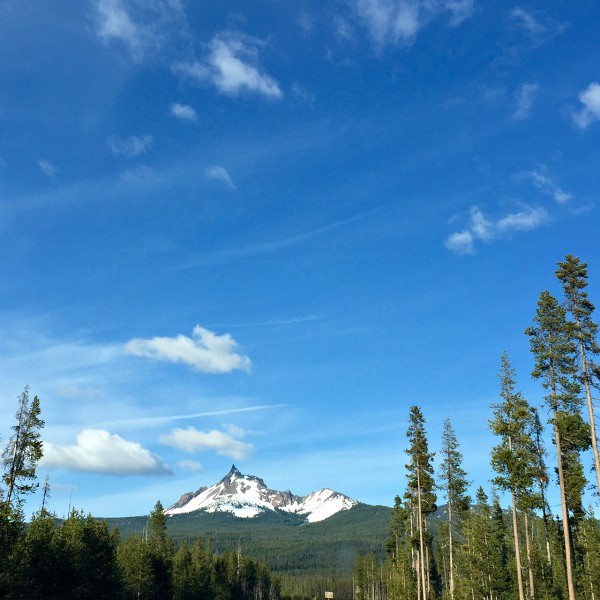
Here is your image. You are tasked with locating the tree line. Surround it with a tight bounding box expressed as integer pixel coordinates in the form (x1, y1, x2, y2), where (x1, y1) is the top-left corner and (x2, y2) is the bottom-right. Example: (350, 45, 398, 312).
(2, 253, 599, 600)
(0, 388, 281, 600)
(355, 254, 600, 600)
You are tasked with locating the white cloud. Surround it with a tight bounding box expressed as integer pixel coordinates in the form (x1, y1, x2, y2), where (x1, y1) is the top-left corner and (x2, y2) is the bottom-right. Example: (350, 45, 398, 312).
(178, 459, 203, 472)
(445, 204, 549, 255)
(444, 0, 475, 26)
(38, 159, 57, 177)
(125, 325, 251, 374)
(510, 7, 545, 37)
(205, 165, 235, 189)
(572, 82, 600, 130)
(160, 426, 253, 460)
(107, 134, 154, 158)
(41, 429, 172, 475)
(351, 0, 474, 47)
(527, 167, 573, 203)
(513, 82, 539, 120)
(509, 7, 567, 46)
(445, 230, 475, 255)
(223, 424, 247, 438)
(95, 0, 140, 52)
(496, 205, 549, 232)
(353, 0, 420, 46)
(174, 32, 282, 99)
(93, 0, 188, 61)
(170, 102, 197, 122)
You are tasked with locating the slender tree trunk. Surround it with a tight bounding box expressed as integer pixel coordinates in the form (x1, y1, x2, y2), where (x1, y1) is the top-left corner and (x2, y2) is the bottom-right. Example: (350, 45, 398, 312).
(417, 468, 427, 600)
(511, 490, 526, 600)
(523, 512, 535, 600)
(554, 416, 576, 600)
(576, 322, 600, 495)
(448, 500, 455, 600)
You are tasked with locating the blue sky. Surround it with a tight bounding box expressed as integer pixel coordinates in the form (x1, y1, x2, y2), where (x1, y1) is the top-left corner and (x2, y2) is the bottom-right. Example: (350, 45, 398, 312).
(1, 0, 599, 518)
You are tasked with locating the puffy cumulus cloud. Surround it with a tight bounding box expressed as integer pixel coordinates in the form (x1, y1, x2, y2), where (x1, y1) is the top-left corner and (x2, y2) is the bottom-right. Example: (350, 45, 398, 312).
(527, 167, 573, 204)
(572, 82, 600, 130)
(513, 82, 539, 120)
(38, 159, 57, 177)
(107, 134, 154, 158)
(170, 102, 197, 122)
(174, 32, 282, 99)
(93, 0, 188, 61)
(445, 205, 549, 255)
(160, 426, 253, 460)
(125, 325, 251, 374)
(41, 429, 172, 475)
(205, 165, 235, 189)
(351, 0, 474, 48)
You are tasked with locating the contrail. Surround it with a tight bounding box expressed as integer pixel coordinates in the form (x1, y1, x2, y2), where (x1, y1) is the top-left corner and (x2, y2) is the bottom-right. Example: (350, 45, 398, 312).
(100, 404, 286, 428)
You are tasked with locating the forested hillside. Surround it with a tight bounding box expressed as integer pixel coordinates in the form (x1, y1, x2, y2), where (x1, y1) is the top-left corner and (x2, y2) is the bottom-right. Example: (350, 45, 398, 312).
(2, 254, 600, 600)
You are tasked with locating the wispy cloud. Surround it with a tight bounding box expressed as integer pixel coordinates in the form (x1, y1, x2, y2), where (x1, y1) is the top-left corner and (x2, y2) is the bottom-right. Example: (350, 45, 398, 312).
(510, 7, 545, 37)
(94, 0, 140, 54)
(93, 0, 188, 61)
(526, 166, 573, 203)
(350, 0, 474, 48)
(513, 82, 539, 120)
(160, 426, 253, 460)
(125, 325, 251, 374)
(178, 209, 378, 270)
(572, 82, 600, 130)
(174, 32, 282, 98)
(101, 404, 286, 428)
(205, 165, 235, 189)
(38, 159, 57, 177)
(106, 134, 154, 158)
(509, 7, 567, 46)
(445, 204, 549, 255)
(41, 429, 172, 475)
(170, 102, 197, 122)
(178, 460, 203, 472)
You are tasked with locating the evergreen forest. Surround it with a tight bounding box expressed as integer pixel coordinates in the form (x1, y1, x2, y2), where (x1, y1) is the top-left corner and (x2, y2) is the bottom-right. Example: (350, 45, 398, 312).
(2, 254, 600, 600)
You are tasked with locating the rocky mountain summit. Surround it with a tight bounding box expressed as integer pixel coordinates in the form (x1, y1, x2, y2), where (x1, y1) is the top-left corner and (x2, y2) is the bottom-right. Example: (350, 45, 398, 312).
(165, 465, 357, 523)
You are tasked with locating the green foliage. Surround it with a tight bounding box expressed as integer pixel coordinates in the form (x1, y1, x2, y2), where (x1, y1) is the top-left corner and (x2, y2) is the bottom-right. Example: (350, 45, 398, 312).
(2, 387, 44, 509)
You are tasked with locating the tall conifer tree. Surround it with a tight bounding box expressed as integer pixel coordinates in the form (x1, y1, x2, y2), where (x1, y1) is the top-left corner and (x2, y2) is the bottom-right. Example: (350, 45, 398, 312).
(2, 387, 44, 509)
(556, 254, 600, 496)
(405, 406, 437, 600)
(526, 290, 590, 600)
(439, 418, 470, 600)
(490, 352, 540, 600)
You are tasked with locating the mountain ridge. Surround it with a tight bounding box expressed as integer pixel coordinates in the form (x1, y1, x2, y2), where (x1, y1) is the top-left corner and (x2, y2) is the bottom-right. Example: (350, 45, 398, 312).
(165, 465, 358, 523)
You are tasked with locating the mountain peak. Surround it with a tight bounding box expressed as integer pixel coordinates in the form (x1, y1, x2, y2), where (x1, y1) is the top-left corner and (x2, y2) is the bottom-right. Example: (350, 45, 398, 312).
(227, 464, 241, 477)
(165, 467, 358, 522)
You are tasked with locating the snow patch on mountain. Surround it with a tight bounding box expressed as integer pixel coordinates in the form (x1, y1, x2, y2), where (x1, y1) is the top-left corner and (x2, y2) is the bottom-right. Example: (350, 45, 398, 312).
(165, 465, 357, 523)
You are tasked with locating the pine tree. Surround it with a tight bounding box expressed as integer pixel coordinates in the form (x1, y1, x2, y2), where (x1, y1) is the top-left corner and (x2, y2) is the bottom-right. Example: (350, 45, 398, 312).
(405, 406, 437, 600)
(385, 496, 414, 600)
(526, 290, 591, 600)
(2, 387, 44, 509)
(439, 418, 470, 600)
(556, 255, 600, 496)
(490, 352, 541, 600)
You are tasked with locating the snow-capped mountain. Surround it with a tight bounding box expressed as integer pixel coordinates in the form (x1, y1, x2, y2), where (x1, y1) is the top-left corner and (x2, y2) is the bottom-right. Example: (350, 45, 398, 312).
(165, 465, 358, 523)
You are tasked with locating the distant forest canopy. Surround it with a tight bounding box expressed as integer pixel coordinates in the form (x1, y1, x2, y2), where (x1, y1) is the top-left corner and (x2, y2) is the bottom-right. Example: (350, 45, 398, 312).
(1, 253, 600, 600)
